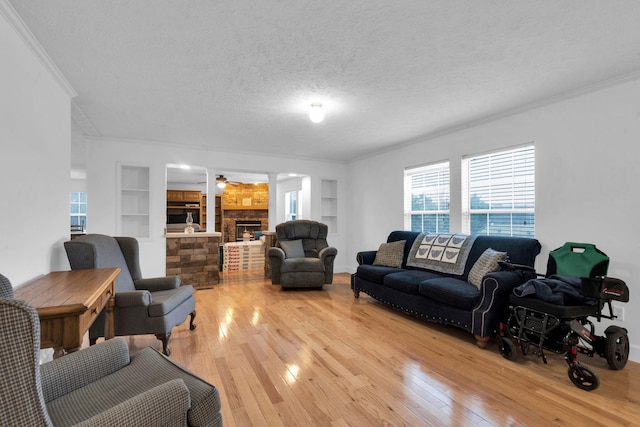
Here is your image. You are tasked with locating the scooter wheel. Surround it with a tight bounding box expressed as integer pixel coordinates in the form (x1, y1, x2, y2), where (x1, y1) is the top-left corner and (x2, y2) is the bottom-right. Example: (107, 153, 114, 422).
(567, 364, 599, 391)
(498, 336, 517, 361)
(605, 326, 629, 370)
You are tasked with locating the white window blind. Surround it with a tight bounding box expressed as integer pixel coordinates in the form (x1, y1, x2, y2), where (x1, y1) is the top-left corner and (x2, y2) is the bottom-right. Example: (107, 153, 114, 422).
(462, 145, 535, 237)
(404, 161, 450, 233)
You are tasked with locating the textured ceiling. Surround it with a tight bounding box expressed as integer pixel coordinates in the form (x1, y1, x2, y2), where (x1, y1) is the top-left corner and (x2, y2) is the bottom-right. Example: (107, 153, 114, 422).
(9, 0, 640, 163)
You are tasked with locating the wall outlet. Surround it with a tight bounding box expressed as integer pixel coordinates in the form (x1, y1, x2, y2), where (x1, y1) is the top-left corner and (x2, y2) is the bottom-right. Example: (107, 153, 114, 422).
(612, 305, 625, 322)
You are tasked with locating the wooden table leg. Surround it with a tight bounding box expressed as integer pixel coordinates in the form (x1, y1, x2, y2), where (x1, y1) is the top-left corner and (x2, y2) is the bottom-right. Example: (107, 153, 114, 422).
(105, 296, 115, 340)
(53, 346, 66, 359)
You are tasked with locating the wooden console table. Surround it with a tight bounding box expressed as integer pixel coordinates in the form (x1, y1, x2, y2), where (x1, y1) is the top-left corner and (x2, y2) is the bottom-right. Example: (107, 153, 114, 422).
(14, 268, 120, 358)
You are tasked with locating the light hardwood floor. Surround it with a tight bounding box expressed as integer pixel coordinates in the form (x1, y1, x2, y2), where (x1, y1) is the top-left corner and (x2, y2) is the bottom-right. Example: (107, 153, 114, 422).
(121, 271, 640, 426)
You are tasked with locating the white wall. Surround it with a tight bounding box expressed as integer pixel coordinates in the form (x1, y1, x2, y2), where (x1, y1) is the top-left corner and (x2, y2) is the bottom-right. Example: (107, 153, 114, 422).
(84, 138, 349, 276)
(70, 178, 87, 193)
(0, 10, 71, 286)
(347, 76, 640, 361)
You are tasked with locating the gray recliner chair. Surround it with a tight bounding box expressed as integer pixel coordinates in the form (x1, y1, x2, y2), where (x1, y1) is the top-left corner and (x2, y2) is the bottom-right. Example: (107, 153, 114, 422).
(65, 234, 196, 355)
(0, 273, 223, 427)
(268, 220, 338, 288)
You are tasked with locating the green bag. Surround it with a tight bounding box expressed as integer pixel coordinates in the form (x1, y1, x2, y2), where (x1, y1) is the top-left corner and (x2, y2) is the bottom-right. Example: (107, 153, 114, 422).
(547, 242, 609, 278)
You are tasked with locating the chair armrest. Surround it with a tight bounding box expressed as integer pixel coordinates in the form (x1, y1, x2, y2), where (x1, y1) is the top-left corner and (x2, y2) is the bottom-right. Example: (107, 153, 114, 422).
(134, 276, 180, 291)
(74, 379, 190, 427)
(356, 251, 377, 265)
(116, 290, 152, 307)
(40, 338, 130, 402)
(319, 246, 338, 261)
(268, 247, 285, 284)
(268, 247, 285, 261)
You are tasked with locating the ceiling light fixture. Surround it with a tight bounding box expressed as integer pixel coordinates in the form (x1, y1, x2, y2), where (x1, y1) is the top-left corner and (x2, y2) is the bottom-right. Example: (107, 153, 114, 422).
(216, 175, 227, 189)
(309, 102, 324, 123)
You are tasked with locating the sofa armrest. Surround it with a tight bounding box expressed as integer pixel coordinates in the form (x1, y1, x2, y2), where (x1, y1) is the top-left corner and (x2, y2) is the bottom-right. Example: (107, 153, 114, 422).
(74, 379, 190, 427)
(471, 270, 536, 338)
(40, 338, 130, 402)
(116, 290, 152, 307)
(356, 251, 377, 265)
(134, 276, 180, 291)
(483, 270, 537, 296)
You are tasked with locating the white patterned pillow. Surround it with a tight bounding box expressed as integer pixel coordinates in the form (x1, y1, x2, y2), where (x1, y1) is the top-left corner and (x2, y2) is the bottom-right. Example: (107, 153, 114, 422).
(468, 248, 507, 289)
(373, 240, 406, 268)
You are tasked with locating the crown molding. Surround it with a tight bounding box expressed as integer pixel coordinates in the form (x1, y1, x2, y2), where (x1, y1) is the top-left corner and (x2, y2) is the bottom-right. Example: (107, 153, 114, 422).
(71, 99, 101, 136)
(351, 70, 640, 163)
(0, 0, 77, 98)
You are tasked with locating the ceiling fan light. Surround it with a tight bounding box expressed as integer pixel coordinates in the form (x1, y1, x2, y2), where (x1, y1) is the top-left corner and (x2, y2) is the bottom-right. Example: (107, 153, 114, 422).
(309, 103, 324, 123)
(216, 175, 227, 189)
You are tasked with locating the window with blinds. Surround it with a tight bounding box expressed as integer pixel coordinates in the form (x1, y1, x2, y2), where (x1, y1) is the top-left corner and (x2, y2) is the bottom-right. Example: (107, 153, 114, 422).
(70, 192, 87, 230)
(404, 161, 450, 233)
(462, 145, 535, 237)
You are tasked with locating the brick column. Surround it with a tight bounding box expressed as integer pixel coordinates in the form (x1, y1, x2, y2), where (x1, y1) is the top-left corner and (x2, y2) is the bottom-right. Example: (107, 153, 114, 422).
(166, 234, 220, 289)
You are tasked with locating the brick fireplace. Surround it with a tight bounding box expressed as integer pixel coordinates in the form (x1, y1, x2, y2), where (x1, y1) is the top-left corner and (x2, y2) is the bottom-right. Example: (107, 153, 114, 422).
(222, 209, 268, 242)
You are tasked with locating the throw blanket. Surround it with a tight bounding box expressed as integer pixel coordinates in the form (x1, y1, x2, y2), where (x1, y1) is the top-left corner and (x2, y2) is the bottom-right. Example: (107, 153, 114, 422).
(513, 275, 597, 306)
(407, 233, 478, 275)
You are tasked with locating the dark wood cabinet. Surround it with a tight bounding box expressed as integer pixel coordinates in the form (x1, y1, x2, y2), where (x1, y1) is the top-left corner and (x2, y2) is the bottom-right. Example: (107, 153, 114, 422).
(166, 191, 206, 228)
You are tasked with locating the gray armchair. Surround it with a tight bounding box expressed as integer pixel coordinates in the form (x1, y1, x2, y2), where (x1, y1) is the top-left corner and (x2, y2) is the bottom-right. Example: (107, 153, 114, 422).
(0, 277, 222, 427)
(65, 234, 196, 355)
(268, 220, 338, 288)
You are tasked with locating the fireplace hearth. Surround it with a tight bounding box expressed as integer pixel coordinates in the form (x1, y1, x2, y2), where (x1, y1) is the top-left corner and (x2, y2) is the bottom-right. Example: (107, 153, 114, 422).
(235, 220, 262, 241)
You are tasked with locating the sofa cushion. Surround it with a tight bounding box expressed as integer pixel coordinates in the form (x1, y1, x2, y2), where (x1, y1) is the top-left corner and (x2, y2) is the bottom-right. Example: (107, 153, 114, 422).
(386, 231, 422, 267)
(384, 270, 442, 295)
(373, 240, 406, 268)
(280, 239, 305, 258)
(467, 248, 507, 289)
(418, 278, 481, 310)
(356, 264, 403, 285)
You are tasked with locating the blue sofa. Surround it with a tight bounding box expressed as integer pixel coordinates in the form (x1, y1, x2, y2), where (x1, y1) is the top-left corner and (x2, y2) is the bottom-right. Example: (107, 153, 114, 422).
(351, 231, 541, 348)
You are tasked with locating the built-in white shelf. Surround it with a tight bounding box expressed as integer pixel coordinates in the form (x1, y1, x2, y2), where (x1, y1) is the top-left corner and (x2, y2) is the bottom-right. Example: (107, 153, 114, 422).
(118, 164, 150, 238)
(321, 179, 338, 233)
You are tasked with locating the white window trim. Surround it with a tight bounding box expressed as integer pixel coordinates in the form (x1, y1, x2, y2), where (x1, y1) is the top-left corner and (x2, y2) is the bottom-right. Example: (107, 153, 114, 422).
(462, 143, 535, 236)
(404, 161, 450, 232)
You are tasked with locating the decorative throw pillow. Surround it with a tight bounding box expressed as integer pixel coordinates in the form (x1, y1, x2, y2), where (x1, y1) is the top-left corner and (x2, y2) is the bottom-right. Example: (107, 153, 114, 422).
(280, 239, 305, 258)
(373, 240, 406, 268)
(468, 248, 507, 289)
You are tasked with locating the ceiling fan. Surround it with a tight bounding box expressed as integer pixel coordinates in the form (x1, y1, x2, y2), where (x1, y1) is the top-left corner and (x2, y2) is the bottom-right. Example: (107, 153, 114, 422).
(216, 175, 240, 188)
